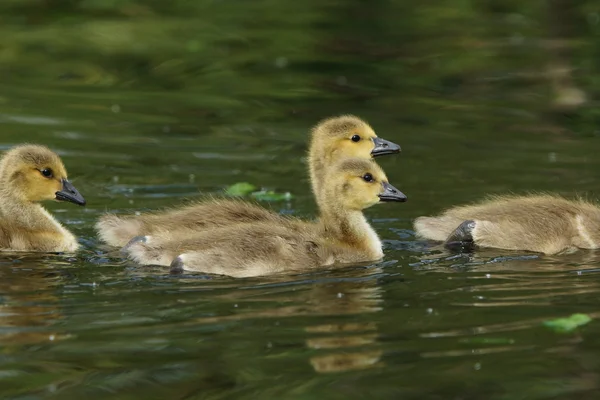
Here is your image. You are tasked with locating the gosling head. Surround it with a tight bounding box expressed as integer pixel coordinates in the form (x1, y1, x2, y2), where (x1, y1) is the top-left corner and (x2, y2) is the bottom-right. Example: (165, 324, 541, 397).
(326, 158, 406, 211)
(0, 144, 86, 206)
(311, 115, 401, 160)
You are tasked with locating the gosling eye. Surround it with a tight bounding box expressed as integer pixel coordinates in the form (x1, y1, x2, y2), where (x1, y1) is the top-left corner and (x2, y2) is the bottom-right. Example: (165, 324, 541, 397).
(351, 134, 361, 142)
(40, 168, 53, 178)
(362, 173, 374, 183)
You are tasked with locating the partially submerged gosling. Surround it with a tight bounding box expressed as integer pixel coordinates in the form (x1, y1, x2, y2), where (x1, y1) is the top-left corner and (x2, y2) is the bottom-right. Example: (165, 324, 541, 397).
(96, 115, 401, 247)
(123, 158, 406, 278)
(0, 144, 86, 252)
(414, 194, 600, 254)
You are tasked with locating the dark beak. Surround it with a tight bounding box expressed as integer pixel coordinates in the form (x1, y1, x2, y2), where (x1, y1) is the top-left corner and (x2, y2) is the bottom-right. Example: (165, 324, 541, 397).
(55, 179, 86, 206)
(371, 137, 401, 157)
(378, 182, 407, 202)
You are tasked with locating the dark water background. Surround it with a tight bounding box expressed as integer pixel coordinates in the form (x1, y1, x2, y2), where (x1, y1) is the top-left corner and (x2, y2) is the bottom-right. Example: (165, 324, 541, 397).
(1, 1, 600, 399)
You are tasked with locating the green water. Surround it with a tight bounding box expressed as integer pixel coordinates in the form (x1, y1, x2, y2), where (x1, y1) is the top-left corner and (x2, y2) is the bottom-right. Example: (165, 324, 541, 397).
(2, 1, 600, 399)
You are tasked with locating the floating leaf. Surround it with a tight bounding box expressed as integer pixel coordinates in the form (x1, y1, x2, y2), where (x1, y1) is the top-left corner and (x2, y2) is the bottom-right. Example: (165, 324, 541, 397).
(543, 313, 592, 333)
(225, 182, 256, 197)
(250, 190, 293, 202)
(224, 183, 293, 202)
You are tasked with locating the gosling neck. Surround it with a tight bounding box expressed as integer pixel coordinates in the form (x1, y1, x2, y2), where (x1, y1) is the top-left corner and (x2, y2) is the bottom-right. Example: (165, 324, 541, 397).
(0, 186, 60, 231)
(318, 203, 383, 258)
(307, 141, 334, 208)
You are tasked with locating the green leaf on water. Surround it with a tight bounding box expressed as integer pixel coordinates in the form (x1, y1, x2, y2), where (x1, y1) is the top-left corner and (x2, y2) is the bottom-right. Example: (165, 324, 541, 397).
(543, 313, 592, 333)
(225, 183, 293, 202)
(225, 182, 257, 196)
(250, 190, 293, 202)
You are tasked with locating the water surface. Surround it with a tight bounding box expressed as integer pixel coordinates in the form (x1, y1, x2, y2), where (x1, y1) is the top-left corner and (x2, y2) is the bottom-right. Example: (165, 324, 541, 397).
(1, 2, 600, 399)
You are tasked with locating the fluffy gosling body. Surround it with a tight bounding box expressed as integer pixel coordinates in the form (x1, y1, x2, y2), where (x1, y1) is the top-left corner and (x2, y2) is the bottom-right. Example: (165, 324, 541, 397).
(414, 194, 600, 254)
(0, 144, 85, 252)
(124, 158, 406, 277)
(96, 115, 400, 247)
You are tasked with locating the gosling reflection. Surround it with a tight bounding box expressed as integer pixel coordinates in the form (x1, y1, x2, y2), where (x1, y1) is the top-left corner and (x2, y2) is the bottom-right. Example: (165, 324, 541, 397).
(188, 266, 387, 374)
(303, 277, 384, 373)
(306, 321, 383, 373)
(415, 243, 600, 274)
(412, 248, 600, 310)
(0, 256, 67, 346)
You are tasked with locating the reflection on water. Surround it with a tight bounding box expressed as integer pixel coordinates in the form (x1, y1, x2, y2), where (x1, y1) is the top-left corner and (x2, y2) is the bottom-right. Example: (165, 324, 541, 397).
(2, 240, 600, 398)
(0, 260, 65, 346)
(1, 0, 600, 398)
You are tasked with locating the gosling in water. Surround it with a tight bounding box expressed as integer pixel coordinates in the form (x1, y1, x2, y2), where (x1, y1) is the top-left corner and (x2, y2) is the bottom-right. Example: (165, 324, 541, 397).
(0, 144, 86, 252)
(124, 158, 406, 277)
(96, 115, 401, 246)
(414, 194, 600, 254)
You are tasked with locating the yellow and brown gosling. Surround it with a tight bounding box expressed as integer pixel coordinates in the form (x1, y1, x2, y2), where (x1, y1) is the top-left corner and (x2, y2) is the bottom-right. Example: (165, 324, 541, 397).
(123, 158, 406, 278)
(96, 115, 401, 247)
(414, 194, 600, 254)
(0, 144, 85, 252)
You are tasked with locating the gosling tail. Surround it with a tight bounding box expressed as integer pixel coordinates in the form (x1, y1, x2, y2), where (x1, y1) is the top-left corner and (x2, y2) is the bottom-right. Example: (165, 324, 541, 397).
(413, 216, 464, 241)
(96, 214, 143, 247)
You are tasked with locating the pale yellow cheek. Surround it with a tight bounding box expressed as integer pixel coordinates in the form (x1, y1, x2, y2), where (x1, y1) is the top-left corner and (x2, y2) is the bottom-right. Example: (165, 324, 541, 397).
(364, 140, 375, 155)
(359, 144, 374, 158)
(336, 141, 371, 159)
(335, 141, 352, 155)
(347, 142, 374, 159)
(27, 181, 60, 201)
(350, 196, 379, 210)
(39, 192, 57, 202)
(366, 198, 380, 208)
(345, 148, 360, 158)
